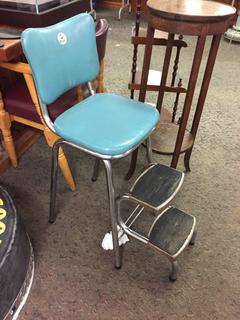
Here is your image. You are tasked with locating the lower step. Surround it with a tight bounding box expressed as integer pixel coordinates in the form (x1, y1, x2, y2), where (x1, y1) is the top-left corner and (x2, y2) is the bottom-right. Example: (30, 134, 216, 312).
(148, 207, 196, 259)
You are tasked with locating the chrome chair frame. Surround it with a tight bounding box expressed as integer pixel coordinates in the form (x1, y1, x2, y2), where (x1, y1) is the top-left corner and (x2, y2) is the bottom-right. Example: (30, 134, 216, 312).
(38, 82, 154, 269)
(22, 12, 158, 269)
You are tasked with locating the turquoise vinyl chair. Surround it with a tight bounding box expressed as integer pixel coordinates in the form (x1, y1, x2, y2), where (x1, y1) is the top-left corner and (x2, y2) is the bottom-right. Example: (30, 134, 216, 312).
(21, 13, 159, 268)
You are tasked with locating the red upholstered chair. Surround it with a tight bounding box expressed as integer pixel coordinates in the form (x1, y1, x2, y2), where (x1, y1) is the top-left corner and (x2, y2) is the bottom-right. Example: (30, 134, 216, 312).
(0, 19, 109, 190)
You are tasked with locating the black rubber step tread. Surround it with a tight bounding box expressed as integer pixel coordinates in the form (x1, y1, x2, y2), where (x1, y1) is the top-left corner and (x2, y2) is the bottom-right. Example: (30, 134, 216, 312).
(148, 207, 195, 257)
(130, 164, 184, 210)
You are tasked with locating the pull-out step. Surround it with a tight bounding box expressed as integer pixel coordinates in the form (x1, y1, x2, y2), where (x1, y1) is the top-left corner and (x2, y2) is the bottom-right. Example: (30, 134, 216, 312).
(129, 164, 184, 211)
(148, 206, 196, 281)
(149, 207, 195, 258)
(117, 164, 196, 281)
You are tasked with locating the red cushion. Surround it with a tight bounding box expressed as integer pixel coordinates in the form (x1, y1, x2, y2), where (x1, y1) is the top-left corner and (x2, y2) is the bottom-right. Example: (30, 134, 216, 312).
(3, 79, 78, 124)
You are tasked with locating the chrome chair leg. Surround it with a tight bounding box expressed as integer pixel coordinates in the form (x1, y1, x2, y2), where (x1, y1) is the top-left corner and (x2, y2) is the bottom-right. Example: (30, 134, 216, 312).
(103, 159, 121, 269)
(92, 158, 101, 182)
(49, 141, 61, 224)
(146, 137, 153, 164)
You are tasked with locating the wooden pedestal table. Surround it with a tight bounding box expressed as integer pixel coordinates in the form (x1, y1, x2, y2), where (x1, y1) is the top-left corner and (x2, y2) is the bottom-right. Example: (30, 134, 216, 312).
(130, 0, 236, 174)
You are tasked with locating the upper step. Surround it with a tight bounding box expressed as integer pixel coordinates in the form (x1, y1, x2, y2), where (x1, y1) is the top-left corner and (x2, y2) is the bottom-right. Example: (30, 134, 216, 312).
(129, 164, 184, 211)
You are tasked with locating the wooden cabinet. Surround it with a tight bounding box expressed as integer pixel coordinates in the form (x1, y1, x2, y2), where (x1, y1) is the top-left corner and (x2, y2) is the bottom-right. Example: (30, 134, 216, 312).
(98, 0, 239, 12)
(0, 0, 90, 27)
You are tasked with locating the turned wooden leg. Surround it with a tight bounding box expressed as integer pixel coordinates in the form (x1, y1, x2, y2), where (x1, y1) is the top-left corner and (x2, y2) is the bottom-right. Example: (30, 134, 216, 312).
(184, 148, 191, 172)
(0, 91, 17, 167)
(44, 128, 76, 191)
(76, 85, 84, 102)
(58, 146, 76, 191)
(98, 60, 107, 93)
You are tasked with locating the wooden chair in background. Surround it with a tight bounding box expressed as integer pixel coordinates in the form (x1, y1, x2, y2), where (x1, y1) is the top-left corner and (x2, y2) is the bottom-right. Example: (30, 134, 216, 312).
(0, 18, 109, 190)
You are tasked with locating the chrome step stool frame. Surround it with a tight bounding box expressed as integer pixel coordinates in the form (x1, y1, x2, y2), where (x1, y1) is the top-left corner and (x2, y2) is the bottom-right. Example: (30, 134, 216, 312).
(117, 163, 197, 281)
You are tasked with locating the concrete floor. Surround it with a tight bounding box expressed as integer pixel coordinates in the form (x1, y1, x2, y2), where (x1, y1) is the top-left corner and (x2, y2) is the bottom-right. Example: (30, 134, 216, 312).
(1, 8, 240, 320)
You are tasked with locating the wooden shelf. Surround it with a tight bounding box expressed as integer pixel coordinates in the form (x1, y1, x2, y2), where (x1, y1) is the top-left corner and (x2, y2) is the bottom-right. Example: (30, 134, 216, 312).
(132, 28, 168, 45)
(131, 27, 188, 47)
(151, 122, 194, 155)
(148, 104, 172, 123)
(129, 69, 187, 93)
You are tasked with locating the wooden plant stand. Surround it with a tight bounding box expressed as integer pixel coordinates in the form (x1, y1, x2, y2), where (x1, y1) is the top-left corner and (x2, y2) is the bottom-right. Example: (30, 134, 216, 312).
(128, 0, 236, 178)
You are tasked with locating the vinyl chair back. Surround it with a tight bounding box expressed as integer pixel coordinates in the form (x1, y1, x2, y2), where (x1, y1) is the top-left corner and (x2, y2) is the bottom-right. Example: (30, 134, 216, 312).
(22, 13, 99, 105)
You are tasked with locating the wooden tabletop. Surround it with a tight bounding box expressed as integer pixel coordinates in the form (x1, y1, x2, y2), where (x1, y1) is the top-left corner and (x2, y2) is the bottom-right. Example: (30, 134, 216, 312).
(147, 0, 236, 22)
(0, 25, 23, 62)
(0, 38, 22, 62)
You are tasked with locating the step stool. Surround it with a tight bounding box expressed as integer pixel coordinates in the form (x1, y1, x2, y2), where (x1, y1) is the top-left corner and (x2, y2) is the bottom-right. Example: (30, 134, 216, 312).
(117, 163, 197, 281)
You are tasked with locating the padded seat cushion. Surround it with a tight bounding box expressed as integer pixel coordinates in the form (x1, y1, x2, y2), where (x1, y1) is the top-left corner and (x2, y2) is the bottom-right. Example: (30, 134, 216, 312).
(3, 80, 78, 123)
(54, 93, 159, 156)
